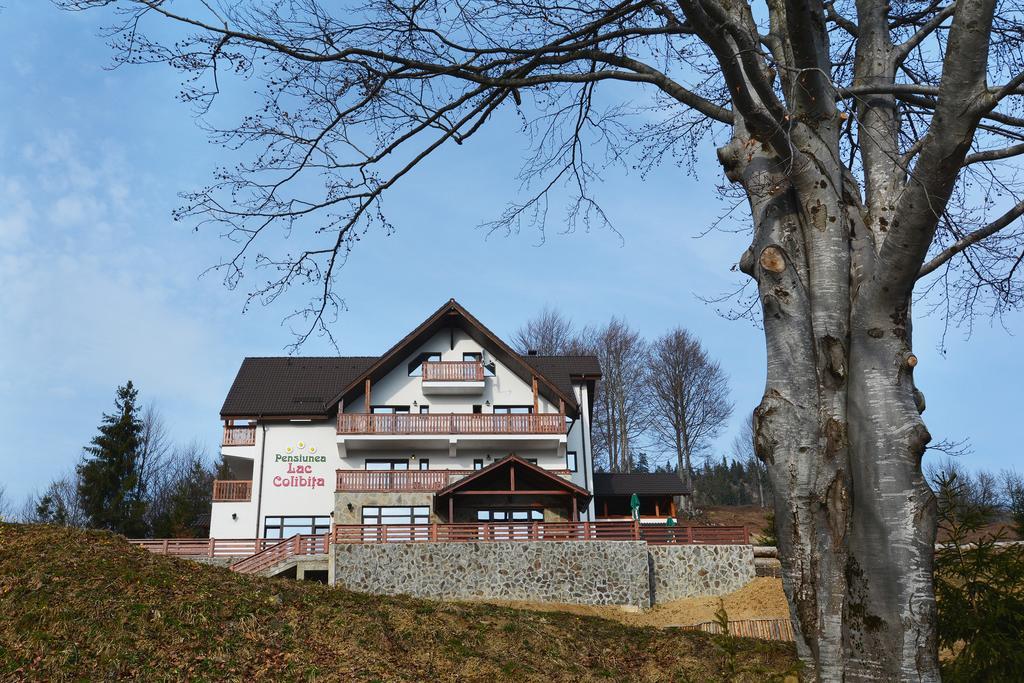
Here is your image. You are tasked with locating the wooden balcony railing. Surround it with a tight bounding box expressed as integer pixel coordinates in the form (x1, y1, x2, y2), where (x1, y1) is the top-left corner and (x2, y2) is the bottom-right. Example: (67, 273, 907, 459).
(422, 360, 485, 382)
(230, 533, 331, 574)
(222, 424, 256, 446)
(330, 522, 750, 545)
(336, 470, 451, 492)
(130, 524, 750, 563)
(337, 412, 566, 435)
(212, 480, 253, 502)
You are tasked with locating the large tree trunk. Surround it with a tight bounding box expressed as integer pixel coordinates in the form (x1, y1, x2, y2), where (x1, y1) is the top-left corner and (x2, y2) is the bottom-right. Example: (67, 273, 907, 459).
(722, 128, 940, 680)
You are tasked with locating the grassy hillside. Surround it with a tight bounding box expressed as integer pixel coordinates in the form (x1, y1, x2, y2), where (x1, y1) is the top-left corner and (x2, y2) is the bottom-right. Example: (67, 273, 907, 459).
(0, 524, 799, 682)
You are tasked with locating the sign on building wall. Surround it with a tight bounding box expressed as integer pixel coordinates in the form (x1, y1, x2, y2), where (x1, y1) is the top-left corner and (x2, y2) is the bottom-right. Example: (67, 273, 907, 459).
(272, 441, 327, 489)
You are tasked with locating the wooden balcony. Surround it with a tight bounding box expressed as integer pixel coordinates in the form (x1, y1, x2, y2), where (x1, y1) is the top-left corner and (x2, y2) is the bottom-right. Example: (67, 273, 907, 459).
(222, 424, 256, 446)
(212, 480, 253, 502)
(336, 470, 450, 492)
(422, 360, 485, 382)
(337, 412, 566, 435)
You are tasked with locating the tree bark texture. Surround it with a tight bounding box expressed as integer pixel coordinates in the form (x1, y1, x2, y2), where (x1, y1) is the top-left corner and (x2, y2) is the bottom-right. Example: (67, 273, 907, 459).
(723, 126, 938, 681)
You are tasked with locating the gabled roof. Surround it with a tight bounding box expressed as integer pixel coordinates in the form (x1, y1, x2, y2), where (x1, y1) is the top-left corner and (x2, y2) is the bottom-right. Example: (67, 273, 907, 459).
(219, 299, 602, 419)
(592, 472, 691, 497)
(434, 454, 592, 500)
(220, 356, 376, 418)
(324, 299, 588, 417)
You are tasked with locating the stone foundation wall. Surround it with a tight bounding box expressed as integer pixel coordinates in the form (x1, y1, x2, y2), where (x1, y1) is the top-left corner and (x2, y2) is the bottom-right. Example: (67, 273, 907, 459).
(648, 544, 755, 602)
(333, 541, 651, 607)
(332, 541, 756, 607)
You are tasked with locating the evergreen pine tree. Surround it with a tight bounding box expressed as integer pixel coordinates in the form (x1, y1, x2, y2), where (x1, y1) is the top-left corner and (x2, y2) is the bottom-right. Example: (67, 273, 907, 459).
(77, 381, 149, 535)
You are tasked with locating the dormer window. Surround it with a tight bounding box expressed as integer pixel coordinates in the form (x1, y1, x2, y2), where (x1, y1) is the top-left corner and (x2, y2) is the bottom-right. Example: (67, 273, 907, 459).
(408, 352, 441, 376)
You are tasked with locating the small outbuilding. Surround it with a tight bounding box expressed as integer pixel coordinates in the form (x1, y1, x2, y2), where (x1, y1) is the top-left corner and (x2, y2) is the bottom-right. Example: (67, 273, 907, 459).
(592, 472, 691, 521)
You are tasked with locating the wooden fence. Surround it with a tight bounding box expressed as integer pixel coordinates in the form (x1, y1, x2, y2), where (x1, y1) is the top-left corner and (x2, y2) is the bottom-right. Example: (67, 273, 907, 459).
(681, 618, 796, 642)
(331, 521, 748, 545)
(132, 523, 750, 563)
(129, 537, 279, 558)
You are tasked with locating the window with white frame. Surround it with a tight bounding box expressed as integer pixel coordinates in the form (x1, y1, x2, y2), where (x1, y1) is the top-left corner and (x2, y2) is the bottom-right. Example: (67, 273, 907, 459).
(264, 515, 331, 539)
(565, 451, 578, 472)
(476, 509, 544, 522)
(361, 506, 430, 525)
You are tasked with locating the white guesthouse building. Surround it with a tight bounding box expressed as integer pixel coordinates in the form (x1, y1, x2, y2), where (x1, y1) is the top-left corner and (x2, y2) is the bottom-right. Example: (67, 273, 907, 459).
(210, 299, 606, 540)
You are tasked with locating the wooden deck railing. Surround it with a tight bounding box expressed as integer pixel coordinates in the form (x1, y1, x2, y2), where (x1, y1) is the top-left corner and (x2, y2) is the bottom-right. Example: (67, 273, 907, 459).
(336, 470, 451, 492)
(222, 424, 256, 446)
(336, 468, 574, 492)
(422, 360, 485, 382)
(337, 412, 566, 435)
(129, 537, 279, 557)
(331, 522, 749, 545)
(212, 480, 253, 501)
(230, 533, 331, 574)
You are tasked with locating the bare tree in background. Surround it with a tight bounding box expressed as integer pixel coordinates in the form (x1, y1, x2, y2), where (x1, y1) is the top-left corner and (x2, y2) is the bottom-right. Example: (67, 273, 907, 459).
(62, 0, 1024, 677)
(648, 327, 732, 511)
(512, 306, 578, 355)
(731, 414, 769, 508)
(588, 318, 651, 473)
(136, 403, 173, 506)
(0, 485, 12, 521)
(26, 470, 88, 527)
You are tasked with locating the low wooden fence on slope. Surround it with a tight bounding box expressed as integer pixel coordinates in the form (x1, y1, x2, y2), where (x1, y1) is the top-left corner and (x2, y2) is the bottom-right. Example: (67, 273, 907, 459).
(681, 618, 796, 642)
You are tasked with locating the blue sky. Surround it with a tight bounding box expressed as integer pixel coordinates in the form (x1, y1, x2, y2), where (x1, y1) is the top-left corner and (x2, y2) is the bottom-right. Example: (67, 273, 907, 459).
(1, 4, 1020, 504)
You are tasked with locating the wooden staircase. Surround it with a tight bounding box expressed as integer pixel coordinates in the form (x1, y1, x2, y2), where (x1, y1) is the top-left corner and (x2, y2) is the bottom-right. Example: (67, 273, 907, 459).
(230, 533, 330, 577)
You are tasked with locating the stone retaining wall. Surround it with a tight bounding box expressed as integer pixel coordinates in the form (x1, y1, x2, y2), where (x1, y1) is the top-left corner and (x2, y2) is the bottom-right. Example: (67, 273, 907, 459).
(648, 544, 755, 602)
(332, 541, 755, 607)
(334, 541, 651, 607)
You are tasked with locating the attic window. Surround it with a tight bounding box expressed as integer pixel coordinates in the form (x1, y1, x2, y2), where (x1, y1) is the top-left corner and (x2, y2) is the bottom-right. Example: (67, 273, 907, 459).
(408, 352, 441, 376)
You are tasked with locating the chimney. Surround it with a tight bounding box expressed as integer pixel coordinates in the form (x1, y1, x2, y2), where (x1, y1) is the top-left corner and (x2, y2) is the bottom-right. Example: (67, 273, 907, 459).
(527, 349, 538, 356)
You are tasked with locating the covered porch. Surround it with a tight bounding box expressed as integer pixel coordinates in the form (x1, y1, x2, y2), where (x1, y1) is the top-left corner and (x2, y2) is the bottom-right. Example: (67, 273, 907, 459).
(433, 454, 592, 524)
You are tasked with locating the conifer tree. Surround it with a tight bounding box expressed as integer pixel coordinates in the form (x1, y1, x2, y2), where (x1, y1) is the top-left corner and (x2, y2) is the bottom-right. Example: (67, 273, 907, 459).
(77, 381, 148, 536)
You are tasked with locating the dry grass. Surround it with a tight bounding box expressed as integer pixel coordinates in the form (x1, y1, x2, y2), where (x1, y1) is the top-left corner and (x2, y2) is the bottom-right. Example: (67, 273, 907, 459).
(0, 524, 799, 681)
(483, 578, 791, 628)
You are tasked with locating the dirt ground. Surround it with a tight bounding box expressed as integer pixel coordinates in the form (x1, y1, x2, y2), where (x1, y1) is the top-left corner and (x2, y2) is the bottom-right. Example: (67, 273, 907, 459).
(485, 577, 791, 628)
(698, 504, 1020, 543)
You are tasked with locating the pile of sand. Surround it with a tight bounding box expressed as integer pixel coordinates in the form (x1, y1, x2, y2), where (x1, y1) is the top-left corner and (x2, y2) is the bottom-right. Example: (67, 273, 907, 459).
(485, 577, 790, 628)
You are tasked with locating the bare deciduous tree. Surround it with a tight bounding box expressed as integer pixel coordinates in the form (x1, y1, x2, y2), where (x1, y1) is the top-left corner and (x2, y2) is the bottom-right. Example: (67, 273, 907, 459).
(26, 470, 88, 528)
(512, 306, 579, 355)
(648, 328, 732, 510)
(588, 318, 651, 473)
(0, 484, 13, 521)
(730, 414, 770, 508)
(62, 0, 1024, 677)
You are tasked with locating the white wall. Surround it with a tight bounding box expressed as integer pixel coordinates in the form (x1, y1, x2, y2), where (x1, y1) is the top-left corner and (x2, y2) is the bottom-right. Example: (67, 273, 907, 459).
(342, 328, 559, 415)
(210, 324, 599, 537)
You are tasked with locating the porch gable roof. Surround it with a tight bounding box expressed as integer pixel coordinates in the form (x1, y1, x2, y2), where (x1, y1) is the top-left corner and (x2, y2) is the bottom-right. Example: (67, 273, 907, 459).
(434, 454, 592, 502)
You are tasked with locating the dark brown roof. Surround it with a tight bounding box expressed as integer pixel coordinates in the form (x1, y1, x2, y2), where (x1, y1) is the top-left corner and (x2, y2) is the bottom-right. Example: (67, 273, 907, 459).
(219, 345, 601, 420)
(220, 356, 376, 418)
(435, 455, 592, 500)
(521, 355, 601, 401)
(592, 472, 691, 497)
